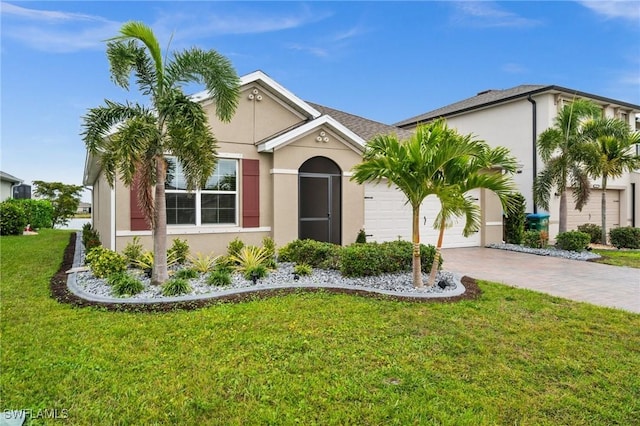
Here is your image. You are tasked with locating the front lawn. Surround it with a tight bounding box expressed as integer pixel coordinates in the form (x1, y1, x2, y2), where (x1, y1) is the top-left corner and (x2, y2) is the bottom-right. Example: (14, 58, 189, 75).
(591, 248, 640, 268)
(1, 230, 639, 424)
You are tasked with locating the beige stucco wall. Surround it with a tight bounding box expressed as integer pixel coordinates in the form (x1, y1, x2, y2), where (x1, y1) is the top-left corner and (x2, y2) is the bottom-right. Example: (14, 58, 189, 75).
(93, 173, 113, 250)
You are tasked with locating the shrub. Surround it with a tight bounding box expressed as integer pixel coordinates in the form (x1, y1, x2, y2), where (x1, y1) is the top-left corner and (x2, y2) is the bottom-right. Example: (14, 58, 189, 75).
(207, 269, 232, 287)
(555, 231, 590, 252)
(85, 247, 127, 278)
(339, 240, 442, 277)
(293, 263, 312, 276)
(229, 246, 271, 279)
(162, 278, 192, 296)
(609, 227, 640, 249)
(168, 238, 190, 264)
(504, 193, 526, 244)
(122, 236, 144, 266)
(523, 230, 544, 249)
(244, 264, 268, 281)
(174, 268, 198, 279)
(355, 229, 367, 244)
(214, 256, 234, 274)
(188, 252, 220, 273)
(81, 225, 101, 251)
(227, 237, 245, 259)
(262, 236, 277, 268)
(108, 272, 144, 297)
(278, 239, 341, 269)
(0, 201, 26, 235)
(134, 250, 178, 271)
(10, 199, 54, 229)
(577, 223, 602, 244)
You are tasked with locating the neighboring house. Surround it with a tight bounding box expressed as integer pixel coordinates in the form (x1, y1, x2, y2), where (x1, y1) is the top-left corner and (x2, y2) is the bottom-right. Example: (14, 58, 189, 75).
(396, 85, 640, 239)
(0, 171, 22, 201)
(77, 202, 92, 214)
(84, 71, 502, 253)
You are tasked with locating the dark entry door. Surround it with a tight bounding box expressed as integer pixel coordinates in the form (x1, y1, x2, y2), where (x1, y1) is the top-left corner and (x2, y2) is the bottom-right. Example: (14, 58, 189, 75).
(298, 157, 341, 244)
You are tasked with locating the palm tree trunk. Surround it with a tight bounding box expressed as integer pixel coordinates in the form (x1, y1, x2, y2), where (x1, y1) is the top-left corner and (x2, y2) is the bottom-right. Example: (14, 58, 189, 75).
(151, 157, 169, 285)
(412, 205, 423, 288)
(559, 191, 568, 234)
(601, 176, 608, 245)
(428, 217, 445, 287)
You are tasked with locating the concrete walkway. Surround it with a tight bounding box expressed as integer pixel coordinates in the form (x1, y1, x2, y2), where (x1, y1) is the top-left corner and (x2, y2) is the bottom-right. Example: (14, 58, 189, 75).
(441, 247, 640, 313)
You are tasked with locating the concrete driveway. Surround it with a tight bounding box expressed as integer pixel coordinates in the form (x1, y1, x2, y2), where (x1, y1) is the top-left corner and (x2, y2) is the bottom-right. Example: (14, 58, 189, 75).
(441, 247, 640, 313)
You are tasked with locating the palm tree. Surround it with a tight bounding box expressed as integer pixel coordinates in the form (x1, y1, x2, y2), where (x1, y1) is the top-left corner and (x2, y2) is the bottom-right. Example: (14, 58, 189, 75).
(580, 118, 640, 244)
(82, 22, 240, 284)
(351, 119, 517, 288)
(533, 99, 601, 233)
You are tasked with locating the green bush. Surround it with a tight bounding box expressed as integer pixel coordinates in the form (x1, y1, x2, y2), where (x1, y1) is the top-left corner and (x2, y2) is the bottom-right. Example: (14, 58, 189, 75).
(85, 247, 128, 278)
(122, 236, 144, 266)
(0, 201, 26, 235)
(187, 252, 220, 273)
(227, 237, 245, 259)
(278, 239, 341, 269)
(339, 240, 441, 278)
(609, 227, 640, 249)
(244, 264, 268, 281)
(10, 199, 53, 229)
(174, 268, 198, 280)
(168, 238, 190, 264)
(108, 272, 144, 297)
(213, 256, 234, 274)
(555, 231, 590, 252)
(523, 230, 546, 249)
(504, 193, 526, 244)
(162, 278, 192, 296)
(577, 223, 602, 244)
(355, 229, 367, 244)
(207, 269, 232, 287)
(262, 236, 277, 268)
(229, 246, 271, 280)
(81, 225, 101, 251)
(293, 263, 312, 276)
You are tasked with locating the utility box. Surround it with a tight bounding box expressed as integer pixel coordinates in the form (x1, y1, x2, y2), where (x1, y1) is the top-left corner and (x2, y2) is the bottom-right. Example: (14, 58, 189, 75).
(526, 213, 550, 233)
(12, 184, 31, 199)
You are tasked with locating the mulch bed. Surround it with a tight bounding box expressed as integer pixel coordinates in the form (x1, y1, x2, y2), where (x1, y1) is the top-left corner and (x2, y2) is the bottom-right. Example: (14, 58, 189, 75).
(50, 233, 482, 313)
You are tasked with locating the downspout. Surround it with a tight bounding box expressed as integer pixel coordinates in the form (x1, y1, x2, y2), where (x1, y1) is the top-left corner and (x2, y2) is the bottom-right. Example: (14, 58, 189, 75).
(527, 95, 538, 213)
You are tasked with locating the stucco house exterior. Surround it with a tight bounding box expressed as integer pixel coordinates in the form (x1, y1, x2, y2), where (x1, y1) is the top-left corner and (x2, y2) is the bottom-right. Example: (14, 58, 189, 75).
(0, 171, 23, 201)
(83, 71, 502, 254)
(396, 85, 640, 239)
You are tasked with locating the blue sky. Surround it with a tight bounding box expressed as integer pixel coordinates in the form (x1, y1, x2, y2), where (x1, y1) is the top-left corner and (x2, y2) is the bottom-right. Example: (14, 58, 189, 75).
(1, 1, 639, 201)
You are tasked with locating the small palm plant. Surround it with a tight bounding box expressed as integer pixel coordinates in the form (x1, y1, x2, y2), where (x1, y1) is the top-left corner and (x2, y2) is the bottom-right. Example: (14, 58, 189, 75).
(228, 245, 271, 280)
(187, 252, 221, 273)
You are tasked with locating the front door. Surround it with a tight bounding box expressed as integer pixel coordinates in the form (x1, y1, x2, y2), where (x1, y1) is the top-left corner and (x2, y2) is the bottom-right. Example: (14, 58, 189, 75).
(299, 157, 341, 244)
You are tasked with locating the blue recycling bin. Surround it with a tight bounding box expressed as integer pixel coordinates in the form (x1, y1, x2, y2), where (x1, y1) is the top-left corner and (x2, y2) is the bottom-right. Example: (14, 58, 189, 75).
(525, 213, 550, 233)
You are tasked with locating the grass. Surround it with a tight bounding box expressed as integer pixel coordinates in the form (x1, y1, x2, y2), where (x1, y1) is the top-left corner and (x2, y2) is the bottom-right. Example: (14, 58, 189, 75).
(2, 230, 639, 425)
(591, 249, 640, 268)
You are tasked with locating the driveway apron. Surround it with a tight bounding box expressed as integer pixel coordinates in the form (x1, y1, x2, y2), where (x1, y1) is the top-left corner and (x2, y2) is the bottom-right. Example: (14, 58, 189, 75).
(441, 247, 640, 313)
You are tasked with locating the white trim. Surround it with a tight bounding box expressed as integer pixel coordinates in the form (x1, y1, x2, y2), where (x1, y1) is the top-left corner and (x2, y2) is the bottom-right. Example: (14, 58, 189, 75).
(342, 171, 354, 177)
(191, 70, 321, 119)
(257, 115, 366, 153)
(270, 169, 298, 175)
(110, 186, 116, 250)
(485, 221, 503, 226)
(116, 226, 272, 237)
(217, 152, 243, 159)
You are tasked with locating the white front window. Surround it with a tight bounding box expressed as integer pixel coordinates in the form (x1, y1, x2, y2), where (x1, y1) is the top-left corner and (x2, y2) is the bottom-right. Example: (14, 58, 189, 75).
(165, 157, 238, 226)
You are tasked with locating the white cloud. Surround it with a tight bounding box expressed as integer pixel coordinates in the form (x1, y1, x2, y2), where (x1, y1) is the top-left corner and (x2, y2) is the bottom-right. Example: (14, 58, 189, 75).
(1, 2, 107, 23)
(451, 2, 542, 28)
(577, 0, 640, 22)
(502, 63, 528, 74)
(285, 43, 329, 58)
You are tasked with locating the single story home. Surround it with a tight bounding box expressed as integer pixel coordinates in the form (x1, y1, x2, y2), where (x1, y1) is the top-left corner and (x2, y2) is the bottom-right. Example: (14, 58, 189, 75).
(396, 85, 640, 239)
(0, 171, 23, 201)
(77, 202, 92, 214)
(83, 71, 503, 254)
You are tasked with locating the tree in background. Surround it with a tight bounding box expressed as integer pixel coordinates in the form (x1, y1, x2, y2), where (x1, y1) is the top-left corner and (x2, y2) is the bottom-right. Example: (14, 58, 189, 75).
(533, 99, 601, 233)
(33, 181, 83, 228)
(580, 118, 640, 244)
(351, 119, 517, 288)
(82, 22, 240, 285)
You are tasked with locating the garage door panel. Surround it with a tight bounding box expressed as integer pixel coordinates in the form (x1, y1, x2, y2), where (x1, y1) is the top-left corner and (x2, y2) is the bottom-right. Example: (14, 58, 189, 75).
(364, 183, 481, 248)
(566, 189, 620, 231)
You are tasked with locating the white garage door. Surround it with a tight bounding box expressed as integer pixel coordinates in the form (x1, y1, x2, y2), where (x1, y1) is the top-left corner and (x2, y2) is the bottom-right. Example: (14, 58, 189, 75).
(364, 182, 481, 248)
(566, 189, 620, 232)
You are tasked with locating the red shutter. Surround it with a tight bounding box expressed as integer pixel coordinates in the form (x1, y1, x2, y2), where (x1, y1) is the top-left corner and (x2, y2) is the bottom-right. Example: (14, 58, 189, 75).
(130, 172, 151, 231)
(242, 159, 260, 228)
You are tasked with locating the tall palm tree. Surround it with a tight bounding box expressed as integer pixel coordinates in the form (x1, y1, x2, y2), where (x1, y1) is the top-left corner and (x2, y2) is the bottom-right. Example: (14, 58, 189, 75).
(351, 119, 517, 288)
(82, 22, 240, 284)
(580, 118, 640, 243)
(533, 99, 601, 233)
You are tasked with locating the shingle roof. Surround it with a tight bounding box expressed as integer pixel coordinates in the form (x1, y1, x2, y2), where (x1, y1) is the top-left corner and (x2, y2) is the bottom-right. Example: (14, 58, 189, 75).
(308, 102, 414, 142)
(395, 84, 640, 128)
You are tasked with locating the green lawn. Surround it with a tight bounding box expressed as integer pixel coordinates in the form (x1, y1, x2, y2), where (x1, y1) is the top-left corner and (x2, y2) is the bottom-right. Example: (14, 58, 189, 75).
(2, 230, 639, 425)
(592, 248, 640, 268)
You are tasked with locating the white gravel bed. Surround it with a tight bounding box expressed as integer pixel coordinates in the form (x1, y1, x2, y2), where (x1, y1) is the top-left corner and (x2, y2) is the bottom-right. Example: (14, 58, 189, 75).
(72, 262, 462, 301)
(486, 243, 602, 261)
